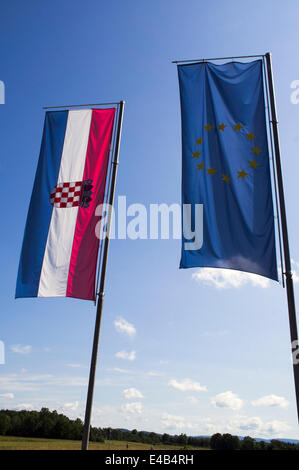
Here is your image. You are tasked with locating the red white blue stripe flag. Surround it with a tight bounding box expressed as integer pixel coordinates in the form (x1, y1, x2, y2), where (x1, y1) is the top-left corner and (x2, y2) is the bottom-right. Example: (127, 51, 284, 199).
(16, 108, 115, 300)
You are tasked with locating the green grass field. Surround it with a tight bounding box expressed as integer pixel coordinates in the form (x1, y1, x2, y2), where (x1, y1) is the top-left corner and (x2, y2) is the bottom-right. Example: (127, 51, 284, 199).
(0, 435, 209, 450)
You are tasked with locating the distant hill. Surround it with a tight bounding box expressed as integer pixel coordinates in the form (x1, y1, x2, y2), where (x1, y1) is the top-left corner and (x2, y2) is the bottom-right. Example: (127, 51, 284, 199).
(195, 435, 299, 444)
(120, 429, 299, 445)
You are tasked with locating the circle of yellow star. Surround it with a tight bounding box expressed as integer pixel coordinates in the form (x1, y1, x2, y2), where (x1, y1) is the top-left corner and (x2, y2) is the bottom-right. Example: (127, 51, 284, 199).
(252, 146, 261, 155)
(192, 151, 201, 159)
(197, 162, 204, 170)
(207, 167, 217, 175)
(233, 123, 243, 131)
(249, 159, 259, 169)
(237, 169, 249, 179)
(218, 123, 227, 131)
(204, 123, 213, 131)
(222, 174, 231, 183)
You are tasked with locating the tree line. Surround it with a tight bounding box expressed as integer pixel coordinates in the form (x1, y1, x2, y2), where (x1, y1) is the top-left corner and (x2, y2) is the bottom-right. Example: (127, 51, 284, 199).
(0, 408, 298, 450)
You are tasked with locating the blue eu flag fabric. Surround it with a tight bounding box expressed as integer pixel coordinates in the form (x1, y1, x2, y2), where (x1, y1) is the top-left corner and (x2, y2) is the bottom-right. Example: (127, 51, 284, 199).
(178, 60, 278, 281)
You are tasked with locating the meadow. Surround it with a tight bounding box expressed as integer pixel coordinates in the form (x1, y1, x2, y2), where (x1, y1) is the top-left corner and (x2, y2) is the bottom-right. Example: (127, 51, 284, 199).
(0, 435, 208, 451)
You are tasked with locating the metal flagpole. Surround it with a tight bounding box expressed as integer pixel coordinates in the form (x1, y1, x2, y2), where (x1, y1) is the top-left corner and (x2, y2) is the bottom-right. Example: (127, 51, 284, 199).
(81, 100, 125, 450)
(172, 54, 264, 64)
(264, 52, 299, 423)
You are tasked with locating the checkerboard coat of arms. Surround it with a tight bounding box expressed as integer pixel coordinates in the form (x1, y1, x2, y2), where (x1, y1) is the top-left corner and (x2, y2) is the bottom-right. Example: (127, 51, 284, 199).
(50, 179, 93, 208)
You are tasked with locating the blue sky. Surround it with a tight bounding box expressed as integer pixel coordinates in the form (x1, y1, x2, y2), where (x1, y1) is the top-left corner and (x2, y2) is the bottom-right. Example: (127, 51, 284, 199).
(1, 0, 299, 439)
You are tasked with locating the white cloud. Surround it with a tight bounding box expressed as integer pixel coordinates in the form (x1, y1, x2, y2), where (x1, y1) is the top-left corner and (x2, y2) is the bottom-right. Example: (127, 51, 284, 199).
(111, 367, 131, 374)
(147, 371, 164, 377)
(169, 378, 207, 392)
(114, 317, 136, 337)
(230, 415, 290, 437)
(115, 350, 136, 361)
(110, 367, 132, 374)
(0, 373, 87, 392)
(288, 260, 299, 283)
(192, 268, 270, 289)
(161, 413, 196, 431)
(63, 401, 79, 411)
(14, 403, 34, 410)
(0, 393, 14, 399)
(187, 396, 198, 404)
(66, 363, 86, 369)
(211, 391, 243, 410)
(10, 344, 32, 354)
(251, 394, 289, 409)
(121, 402, 142, 414)
(123, 388, 143, 399)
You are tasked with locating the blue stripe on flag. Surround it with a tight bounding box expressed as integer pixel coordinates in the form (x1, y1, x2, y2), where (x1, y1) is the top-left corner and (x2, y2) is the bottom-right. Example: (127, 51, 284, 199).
(15, 111, 68, 298)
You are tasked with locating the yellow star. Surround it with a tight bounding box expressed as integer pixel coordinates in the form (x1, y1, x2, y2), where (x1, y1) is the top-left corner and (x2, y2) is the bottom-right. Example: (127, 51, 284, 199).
(196, 137, 203, 145)
(249, 159, 259, 169)
(207, 167, 217, 175)
(246, 133, 255, 141)
(197, 161, 204, 170)
(192, 151, 201, 159)
(233, 123, 243, 131)
(252, 146, 261, 155)
(218, 123, 227, 131)
(237, 169, 249, 179)
(222, 174, 231, 183)
(204, 123, 213, 131)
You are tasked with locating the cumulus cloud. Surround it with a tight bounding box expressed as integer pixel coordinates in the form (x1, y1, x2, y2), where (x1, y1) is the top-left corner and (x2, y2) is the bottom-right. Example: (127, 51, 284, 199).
(10, 344, 32, 354)
(169, 378, 207, 392)
(123, 388, 143, 399)
(161, 413, 196, 431)
(291, 260, 299, 283)
(121, 402, 142, 414)
(187, 396, 198, 404)
(114, 317, 136, 337)
(14, 403, 34, 410)
(211, 391, 243, 410)
(63, 401, 79, 411)
(111, 367, 131, 374)
(231, 415, 290, 437)
(115, 350, 136, 361)
(147, 371, 164, 377)
(192, 268, 270, 289)
(0, 373, 87, 392)
(251, 394, 289, 409)
(0, 393, 14, 399)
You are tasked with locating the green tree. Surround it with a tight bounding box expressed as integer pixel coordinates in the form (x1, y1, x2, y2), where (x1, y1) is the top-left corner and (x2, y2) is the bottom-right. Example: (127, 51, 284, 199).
(241, 436, 256, 450)
(211, 433, 240, 450)
(221, 434, 240, 450)
(0, 414, 11, 435)
(210, 433, 222, 450)
(177, 433, 188, 446)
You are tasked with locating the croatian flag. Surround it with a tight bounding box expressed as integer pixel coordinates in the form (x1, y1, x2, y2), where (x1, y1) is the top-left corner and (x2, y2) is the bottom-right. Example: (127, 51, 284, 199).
(16, 108, 115, 300)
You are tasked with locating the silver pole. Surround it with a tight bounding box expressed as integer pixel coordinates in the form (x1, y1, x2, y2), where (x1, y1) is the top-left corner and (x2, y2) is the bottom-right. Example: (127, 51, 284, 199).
(172, 54, 264, 64)
(265, 52, 299, 423)
(81, 101, 125, 450)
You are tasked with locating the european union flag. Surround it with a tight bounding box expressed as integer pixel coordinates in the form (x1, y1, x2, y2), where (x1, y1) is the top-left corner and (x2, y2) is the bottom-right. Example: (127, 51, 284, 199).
(178, 60, 278, 281)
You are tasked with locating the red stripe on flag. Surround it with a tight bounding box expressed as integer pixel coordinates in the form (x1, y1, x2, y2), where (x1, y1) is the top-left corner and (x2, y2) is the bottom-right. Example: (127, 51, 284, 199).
(66, 108, 115, 300)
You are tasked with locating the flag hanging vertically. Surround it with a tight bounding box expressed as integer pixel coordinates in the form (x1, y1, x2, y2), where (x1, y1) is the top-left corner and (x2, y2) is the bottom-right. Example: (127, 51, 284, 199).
(16, 108, 115, 300)
(178, 60, 278, 281)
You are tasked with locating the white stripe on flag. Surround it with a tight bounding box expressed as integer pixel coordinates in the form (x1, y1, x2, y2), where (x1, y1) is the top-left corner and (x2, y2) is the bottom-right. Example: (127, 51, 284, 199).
(38, 110, 92, 297)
